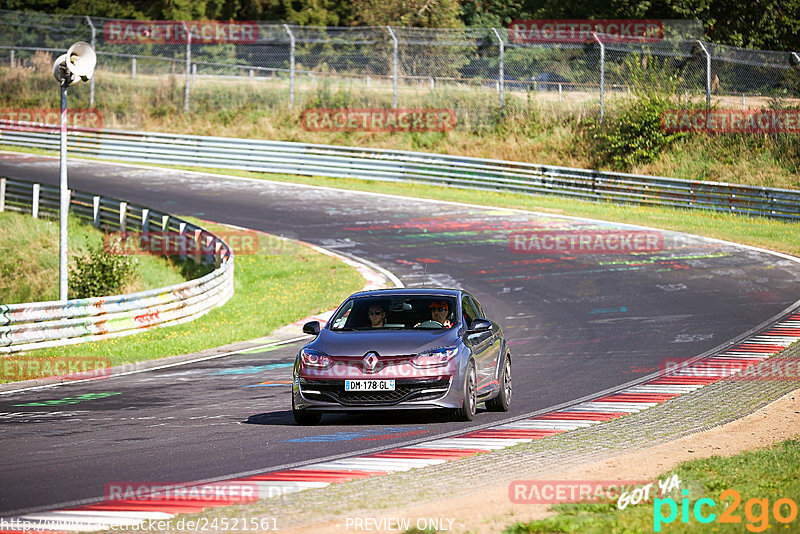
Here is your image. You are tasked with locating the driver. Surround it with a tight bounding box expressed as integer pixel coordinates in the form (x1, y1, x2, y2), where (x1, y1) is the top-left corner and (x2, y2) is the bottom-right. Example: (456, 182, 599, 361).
(428, 300, 452, 328)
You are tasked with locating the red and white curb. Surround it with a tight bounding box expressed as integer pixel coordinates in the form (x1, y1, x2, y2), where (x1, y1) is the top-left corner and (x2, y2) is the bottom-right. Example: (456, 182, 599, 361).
(3, 313, 798, 532)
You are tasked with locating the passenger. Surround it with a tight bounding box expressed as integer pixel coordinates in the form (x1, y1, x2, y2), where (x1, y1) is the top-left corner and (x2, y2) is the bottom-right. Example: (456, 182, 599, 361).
(368, 304, 387, 328)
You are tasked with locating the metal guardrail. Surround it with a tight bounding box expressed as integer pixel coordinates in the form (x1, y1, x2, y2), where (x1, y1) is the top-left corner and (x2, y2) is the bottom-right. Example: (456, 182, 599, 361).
(0, 177, 235, 353)
(1, 124, 799, 220)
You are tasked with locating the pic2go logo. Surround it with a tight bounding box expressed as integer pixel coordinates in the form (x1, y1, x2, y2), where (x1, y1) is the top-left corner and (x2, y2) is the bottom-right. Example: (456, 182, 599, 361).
(654, 489, 798, 532)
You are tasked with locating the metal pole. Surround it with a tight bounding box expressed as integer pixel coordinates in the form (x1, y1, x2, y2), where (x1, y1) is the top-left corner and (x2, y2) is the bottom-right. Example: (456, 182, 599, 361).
(183, 21, 191, 113)
(387, 26, 398, 108)
(86, 16, 96, 106)
(59, 83, 69, 301)
(491, 28, 504, 110)
(695, 40, 711, 110)
(283, 24, 295, 107)
(592, 32, 605, 122)
(10, 49, 14, 68)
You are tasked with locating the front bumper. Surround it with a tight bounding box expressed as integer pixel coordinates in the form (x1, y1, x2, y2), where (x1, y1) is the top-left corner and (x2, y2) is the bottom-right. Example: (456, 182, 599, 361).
(292, 376, 462, 411)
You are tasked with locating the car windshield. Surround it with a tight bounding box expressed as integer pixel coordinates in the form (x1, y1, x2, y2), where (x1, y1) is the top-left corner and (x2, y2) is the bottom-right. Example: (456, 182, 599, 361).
(329, 296, 457, 331)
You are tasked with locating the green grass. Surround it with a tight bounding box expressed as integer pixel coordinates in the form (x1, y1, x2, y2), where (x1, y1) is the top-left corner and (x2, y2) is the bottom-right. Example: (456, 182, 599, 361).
(0, 211, 187, 303)
(16, 218, 365, 370)
(505, 439, 800, 533)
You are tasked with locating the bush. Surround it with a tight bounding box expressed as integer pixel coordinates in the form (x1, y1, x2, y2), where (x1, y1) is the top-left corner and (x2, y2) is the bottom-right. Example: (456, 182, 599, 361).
(587, 94, 688, 171)
(69, 242, 138, 299)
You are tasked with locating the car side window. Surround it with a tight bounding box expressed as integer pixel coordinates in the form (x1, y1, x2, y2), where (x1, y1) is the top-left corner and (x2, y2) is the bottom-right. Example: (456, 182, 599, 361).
(471, 296, 486, 319)
(462, 296, 480, 328)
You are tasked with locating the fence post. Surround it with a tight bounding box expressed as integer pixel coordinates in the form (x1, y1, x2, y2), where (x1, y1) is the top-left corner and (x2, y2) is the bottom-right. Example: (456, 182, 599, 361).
(86, 16, 96, 106)
(131, 57, 136, 79)
(283, 24, 295, 108)
(182, 21, 191, 113)
(32, 183, 40, 219)
(387, 26, 399, 108)
(491, 28, 504, 110)
(9, 48, 14, 68)
(0, 178, 5, 212)
(592, 32, 605, 122)
(695, 40, 711, 110)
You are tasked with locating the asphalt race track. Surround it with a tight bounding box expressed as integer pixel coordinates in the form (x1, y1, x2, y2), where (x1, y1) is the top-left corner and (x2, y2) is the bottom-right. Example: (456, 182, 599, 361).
(2, 153, 800, 515)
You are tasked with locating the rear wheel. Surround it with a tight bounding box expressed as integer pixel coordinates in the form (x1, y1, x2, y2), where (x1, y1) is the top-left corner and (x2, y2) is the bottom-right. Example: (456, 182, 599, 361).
(486, 354, 512, 412)
(293, 396, 321, 425)
(452, 361, 477, 422)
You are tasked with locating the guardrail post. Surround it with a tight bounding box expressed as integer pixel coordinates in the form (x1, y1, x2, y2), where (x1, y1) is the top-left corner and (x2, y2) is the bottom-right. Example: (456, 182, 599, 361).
(86, 16, 96, 106)
(283, 24, 295, 108)
(192, 228, 202, 263)
(32, 183, 40, 219)
(92, 195, 100, 227)
(695, 40, 711, 110)
(0, 178, 5, 212)
(119, 201, 127, 231)
(141, 207, 150, 236)
(178, 221, 187, 261)
(387, 26, 399, 109)
(182, 21, 191, 113)
(592, 32, 605, 122)
(491, 28, 504, 110)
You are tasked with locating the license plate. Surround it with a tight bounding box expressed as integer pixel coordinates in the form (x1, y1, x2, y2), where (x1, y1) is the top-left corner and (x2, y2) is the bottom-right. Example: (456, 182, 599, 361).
(345, 379, 396, 391)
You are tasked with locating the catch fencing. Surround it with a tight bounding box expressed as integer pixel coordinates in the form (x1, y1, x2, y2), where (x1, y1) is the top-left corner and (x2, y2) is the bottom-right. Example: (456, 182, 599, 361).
(0, 177, 235, 353)
(1, 125, 798, 220)
(0, 10, 799, 129)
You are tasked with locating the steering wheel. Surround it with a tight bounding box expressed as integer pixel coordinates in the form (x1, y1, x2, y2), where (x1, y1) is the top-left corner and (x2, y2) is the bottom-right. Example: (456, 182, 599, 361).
(416, 320, 444, 328)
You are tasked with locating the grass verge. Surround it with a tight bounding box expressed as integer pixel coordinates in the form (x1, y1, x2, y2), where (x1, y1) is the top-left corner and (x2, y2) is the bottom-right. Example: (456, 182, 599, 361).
(505, 438, 800, 533)
(0, 210, 187, 304)
(5, 218, 366, 379)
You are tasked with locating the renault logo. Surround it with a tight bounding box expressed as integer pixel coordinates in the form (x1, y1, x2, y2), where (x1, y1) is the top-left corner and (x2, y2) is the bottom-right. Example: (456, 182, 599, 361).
(363, 351, 380, 373)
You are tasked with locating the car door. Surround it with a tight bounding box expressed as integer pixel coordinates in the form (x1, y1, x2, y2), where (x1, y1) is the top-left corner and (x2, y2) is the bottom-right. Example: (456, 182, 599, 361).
(462, 295, 495, 393)
(472, 295, 503, 385)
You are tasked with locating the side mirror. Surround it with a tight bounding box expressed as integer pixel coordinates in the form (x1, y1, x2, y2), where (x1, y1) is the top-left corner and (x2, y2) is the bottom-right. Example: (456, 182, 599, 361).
(302, 321, 320, 335)
(468, 318, 492, 333)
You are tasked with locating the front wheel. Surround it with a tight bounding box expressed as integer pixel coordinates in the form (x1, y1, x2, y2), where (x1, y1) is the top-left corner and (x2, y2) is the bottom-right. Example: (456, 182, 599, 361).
(486, 354, 511, 412)
(293, 396, 321, 425)
(452, 361, 477, 422)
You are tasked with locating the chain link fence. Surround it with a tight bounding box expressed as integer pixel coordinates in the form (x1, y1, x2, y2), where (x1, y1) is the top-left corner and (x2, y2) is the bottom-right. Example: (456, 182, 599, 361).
(1, 9, 799, 132)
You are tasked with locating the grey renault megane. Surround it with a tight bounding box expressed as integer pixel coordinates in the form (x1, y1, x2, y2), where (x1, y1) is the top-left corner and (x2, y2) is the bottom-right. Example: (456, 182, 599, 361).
(292, 288, 511, 425)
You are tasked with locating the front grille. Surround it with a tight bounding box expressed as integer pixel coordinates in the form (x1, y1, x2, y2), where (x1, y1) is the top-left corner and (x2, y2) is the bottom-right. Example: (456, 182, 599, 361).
(301, 378, 450, 405)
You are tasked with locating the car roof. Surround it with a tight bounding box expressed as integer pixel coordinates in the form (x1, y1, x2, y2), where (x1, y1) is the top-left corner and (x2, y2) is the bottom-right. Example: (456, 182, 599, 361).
(347, 288, 463, 299)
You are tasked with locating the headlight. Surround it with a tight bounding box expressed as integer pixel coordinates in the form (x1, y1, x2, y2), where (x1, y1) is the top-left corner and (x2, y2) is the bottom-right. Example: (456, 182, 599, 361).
(299, 348, 332, 369)
(412, 346, 459, 368)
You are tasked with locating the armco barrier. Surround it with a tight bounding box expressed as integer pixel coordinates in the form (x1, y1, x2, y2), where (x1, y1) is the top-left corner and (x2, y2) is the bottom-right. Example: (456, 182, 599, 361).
(1, 123, 798, 220)
(0, 178, 234, 353)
